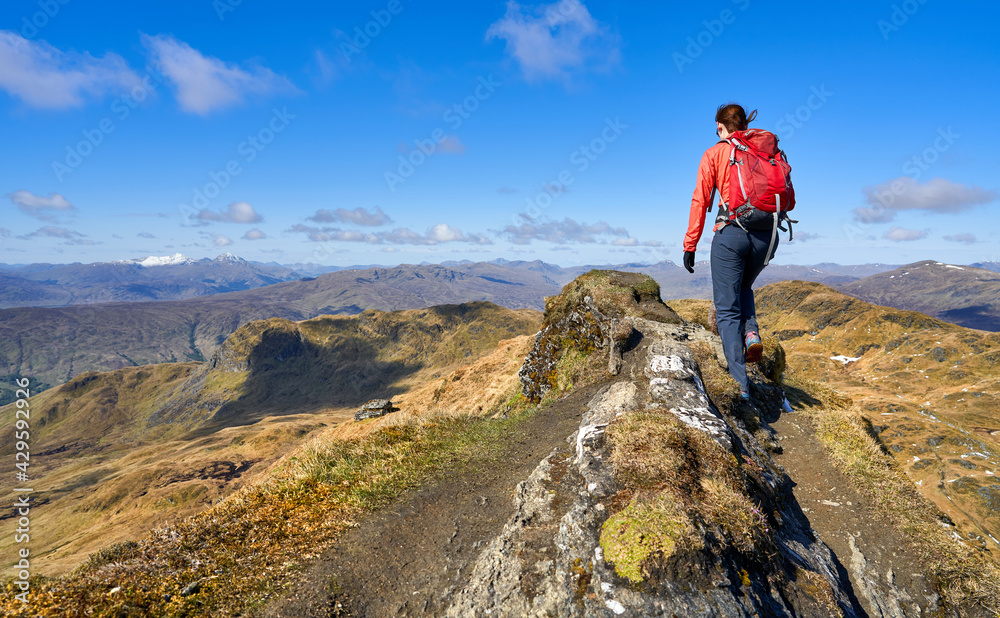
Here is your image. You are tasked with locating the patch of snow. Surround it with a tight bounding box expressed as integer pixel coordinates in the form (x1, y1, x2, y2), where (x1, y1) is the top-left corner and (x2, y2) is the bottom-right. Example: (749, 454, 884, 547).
(912, 456, 921, 462)
(601, 583, 613, 594)
(830, 355, 860, 365)
(595, 546, 603, 562)
(944, 265, 965, 271)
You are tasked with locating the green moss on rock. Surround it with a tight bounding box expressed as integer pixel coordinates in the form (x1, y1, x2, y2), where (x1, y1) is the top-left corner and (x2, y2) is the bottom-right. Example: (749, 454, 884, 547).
(600, 496, 693, 583)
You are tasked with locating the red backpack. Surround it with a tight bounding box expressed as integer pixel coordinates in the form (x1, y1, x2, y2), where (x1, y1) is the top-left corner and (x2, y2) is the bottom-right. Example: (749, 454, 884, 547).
(719, 129, 796, 263)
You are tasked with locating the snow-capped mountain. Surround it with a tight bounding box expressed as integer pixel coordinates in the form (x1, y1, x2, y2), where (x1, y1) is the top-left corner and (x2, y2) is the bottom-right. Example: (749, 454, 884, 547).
(116, 253, 197, 267)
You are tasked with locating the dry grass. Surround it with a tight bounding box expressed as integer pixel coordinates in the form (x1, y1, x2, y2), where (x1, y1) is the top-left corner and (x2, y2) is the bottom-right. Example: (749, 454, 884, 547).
(391, 336, 533, 422)
(784, 373, 1000, 614)
(0, 404, 539, 617)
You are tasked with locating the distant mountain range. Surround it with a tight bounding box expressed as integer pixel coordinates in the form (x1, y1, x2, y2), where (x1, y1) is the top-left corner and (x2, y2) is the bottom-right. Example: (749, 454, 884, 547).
(0, 253, 301, 308)
(839, 261, 1000, 331)
(0, 254, 905, 309)
(4, 255, 998, 406)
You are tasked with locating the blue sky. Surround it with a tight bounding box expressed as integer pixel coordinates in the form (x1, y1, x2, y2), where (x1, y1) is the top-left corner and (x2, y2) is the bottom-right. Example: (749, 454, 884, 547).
(2, 0, 998, 267)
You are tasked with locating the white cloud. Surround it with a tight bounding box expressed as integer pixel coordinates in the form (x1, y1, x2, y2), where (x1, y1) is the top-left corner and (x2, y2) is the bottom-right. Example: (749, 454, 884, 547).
(288, 222, 492, 245)
(308, 206, 392, 226)
(486, 0, 620, 83)
(142, 34, 297, 114)
(0, 228, 10, 238)
(7, 190, 75, 221)
(499, 215, 643, 245)
(856, 177, 997, 222)
(212, 233, 233, 247)
(0, 31, 141, 109)
(883, 226, 928, 242)
(19, 225, 99, 245)
(137, 232, 157, 239)
(943, 233, 977, 245)
(242, 228, 267, 240)
(197, 201, 263, 224)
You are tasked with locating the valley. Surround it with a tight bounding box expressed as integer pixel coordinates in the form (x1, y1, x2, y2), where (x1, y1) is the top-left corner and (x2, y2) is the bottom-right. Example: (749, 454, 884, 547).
(0, 302, 540, 575)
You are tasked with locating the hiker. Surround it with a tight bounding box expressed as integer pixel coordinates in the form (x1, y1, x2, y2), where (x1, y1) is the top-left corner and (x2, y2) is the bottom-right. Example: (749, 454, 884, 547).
(682, 103, 795, 400)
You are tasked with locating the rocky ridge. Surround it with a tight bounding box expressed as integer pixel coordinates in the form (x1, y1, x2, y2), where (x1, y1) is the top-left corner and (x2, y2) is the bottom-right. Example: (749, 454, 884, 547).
(444, 271, 956, 617)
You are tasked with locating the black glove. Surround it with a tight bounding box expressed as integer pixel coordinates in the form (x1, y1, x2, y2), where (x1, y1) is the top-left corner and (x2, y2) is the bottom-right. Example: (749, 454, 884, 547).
(683, 251, 696, 273)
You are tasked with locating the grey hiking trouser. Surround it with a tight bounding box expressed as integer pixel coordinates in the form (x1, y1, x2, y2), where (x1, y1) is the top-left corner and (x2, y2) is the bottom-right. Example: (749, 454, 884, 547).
(710, 224, 777, 393)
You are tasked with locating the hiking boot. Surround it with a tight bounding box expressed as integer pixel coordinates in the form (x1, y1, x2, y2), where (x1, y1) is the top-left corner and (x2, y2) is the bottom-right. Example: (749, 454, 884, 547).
(744, 331, 763, 363)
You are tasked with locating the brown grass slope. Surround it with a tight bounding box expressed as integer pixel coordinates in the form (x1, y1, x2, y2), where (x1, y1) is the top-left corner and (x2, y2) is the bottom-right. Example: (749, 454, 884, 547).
(0, 263, 559, 406)
(0, 301, 540, 576)
(838, 260, 1000, 332)
(752, 280, 1000, 559)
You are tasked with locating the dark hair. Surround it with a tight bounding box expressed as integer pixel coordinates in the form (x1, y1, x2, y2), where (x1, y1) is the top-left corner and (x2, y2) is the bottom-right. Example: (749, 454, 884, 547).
(715, 103, 757, 133)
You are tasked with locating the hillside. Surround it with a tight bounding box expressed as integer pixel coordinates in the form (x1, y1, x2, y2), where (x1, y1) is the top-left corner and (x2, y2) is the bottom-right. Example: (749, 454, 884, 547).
(0, 301, 540, 575)
(0, 263, 562, 404)
(8, 271, 999, 617)
(751, 280, 1000, 558)
(838, 260, 1000, 331)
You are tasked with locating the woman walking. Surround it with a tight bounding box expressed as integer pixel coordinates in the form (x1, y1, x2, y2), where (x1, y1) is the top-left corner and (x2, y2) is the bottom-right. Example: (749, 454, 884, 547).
(683, 103, 791, 400)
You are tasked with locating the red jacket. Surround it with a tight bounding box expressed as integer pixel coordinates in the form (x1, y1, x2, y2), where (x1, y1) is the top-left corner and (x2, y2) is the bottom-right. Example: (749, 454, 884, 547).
(683, 141, 730, 253)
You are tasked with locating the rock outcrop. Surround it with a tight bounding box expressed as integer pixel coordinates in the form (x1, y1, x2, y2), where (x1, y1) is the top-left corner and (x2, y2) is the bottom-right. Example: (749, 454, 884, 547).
(354, 399, 399, 421)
